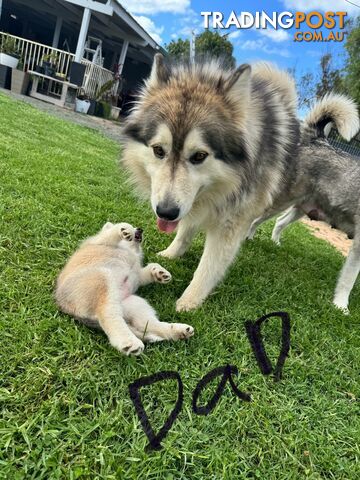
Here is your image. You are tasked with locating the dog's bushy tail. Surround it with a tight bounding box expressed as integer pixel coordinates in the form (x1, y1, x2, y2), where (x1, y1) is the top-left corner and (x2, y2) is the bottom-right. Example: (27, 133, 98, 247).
(303, 93, 360, 141)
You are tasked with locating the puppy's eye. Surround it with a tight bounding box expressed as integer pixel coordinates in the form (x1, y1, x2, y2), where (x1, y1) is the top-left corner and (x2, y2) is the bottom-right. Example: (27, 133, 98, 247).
(152, 145, 165, 159)
(190, 151, 208, 165)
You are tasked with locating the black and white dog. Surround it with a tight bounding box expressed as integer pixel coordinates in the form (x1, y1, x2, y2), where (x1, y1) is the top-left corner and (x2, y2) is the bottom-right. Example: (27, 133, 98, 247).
(248, 94, 360, 313)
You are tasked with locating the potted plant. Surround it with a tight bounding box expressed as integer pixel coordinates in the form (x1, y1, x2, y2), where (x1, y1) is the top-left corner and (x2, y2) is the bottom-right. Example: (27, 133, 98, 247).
(0, 37, 19, 69)
(110, 92, 121, 120)
(93, 79, 117, 119)
(87, 94, 97, 116)
(75, 88, 91, 114)
(95, 100, 111, 119)
(86, 82, 101, 116)
(40, 53, 58, 77)
(11, 58, 30, 95)
(0, 64, 11, 89)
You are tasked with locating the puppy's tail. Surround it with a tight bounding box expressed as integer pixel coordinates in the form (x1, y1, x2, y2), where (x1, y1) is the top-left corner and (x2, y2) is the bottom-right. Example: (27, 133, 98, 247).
(303, 93, 359, 141)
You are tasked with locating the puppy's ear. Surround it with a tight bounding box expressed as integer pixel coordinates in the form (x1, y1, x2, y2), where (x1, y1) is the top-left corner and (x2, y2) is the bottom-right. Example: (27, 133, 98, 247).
(223, 64, 251, 105)
(102, 222, 114, 231)
(148, 54, 170, 88)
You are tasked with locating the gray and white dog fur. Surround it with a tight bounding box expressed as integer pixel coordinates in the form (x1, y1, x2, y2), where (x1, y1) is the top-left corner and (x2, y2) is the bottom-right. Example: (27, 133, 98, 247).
(121, 54, 300, 311)
(248, 94, 360, 313)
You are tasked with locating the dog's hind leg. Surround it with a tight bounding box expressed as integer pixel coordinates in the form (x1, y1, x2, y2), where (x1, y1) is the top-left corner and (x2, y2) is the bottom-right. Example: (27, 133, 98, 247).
(90, 272, 145, 355)
(56, 270, 144, 355)
(122, 295, 194, 342)
(97, 296, 145, 355)
(247, 216, 267, 240)
(271, 206, 304, 245)
(333, 234, 360, 314)
(247, 206, 289, 240)
(158, 220, 197, 259)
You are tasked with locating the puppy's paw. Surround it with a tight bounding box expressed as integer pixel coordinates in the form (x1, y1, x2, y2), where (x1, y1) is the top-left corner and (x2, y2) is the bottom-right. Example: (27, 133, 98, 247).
(149, 263, 172, 283)
(111, 336, 144, 356)
(119, 226, 133, 241)
(170, 323, 194, 340)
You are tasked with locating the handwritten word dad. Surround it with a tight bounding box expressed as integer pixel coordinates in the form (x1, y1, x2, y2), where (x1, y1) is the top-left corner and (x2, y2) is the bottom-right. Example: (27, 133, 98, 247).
(129, 312, 291, 451)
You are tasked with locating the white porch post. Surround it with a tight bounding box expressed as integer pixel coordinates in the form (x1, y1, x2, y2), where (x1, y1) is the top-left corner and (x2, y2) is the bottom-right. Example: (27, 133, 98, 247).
(117, 40, 129, 75)
(75, 7, 91, 62)
(52, 16, 63, 48)
(0, 0, 3, 22)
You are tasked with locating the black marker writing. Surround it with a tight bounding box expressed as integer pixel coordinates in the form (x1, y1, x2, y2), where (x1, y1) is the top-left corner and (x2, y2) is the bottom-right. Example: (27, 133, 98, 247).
(129, 311, 291, 450)
(192, 364, 251, 415)
(128, 370, 183, 451)
(245, 311, 291, 382)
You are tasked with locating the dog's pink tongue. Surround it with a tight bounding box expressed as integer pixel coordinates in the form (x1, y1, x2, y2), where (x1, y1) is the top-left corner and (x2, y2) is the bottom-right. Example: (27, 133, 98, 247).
(157, 218, 179, 233)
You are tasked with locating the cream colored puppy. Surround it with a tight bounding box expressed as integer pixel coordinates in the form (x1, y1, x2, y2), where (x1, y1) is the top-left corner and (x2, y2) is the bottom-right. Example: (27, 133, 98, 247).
(55, 222, 194, 356)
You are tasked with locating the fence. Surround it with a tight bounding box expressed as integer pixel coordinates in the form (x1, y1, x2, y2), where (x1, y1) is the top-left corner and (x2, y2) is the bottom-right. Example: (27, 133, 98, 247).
(328, 129, 360, 158)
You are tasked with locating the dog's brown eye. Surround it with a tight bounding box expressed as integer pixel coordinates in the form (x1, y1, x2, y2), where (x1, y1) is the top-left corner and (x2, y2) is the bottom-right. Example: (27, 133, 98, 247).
(190, 151, 208, 164)
(153, 145, 165, 159)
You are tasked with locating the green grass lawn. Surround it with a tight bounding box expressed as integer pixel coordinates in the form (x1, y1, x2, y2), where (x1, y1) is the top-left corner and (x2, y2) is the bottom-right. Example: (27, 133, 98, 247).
(0, 93, 359, 479)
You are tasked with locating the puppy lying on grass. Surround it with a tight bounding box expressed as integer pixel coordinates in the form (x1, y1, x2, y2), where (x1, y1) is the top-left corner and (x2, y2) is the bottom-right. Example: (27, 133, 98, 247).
(55, 222, 194, 356)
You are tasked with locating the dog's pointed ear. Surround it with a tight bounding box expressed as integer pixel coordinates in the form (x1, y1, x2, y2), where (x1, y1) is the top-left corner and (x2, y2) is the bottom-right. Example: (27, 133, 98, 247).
(148, 54, 170, 88)
(223, 64, 251, 100)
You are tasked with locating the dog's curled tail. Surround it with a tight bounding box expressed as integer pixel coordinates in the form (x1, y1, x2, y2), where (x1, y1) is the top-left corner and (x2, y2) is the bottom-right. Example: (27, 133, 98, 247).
(304, 93, 360, 141)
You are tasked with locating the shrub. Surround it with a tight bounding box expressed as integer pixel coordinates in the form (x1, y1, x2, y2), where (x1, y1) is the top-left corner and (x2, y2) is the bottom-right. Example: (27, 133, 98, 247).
(95, 100, 111, 119)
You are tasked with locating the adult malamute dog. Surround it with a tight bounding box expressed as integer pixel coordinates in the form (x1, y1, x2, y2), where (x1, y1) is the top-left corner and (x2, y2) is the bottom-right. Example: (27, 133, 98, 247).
(248, 94, 360, 313)
(55, 222, 194, 355)
(122, 54, 300, 311)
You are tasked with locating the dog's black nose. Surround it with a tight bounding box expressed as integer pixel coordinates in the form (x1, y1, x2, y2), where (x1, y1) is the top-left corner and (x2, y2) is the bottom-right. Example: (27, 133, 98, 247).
(134, 228, 143, 242)
(156, 203, 180, 221)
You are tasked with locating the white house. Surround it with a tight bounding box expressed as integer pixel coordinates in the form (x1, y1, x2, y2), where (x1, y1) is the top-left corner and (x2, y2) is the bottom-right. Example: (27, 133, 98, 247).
(0, 0, 163, 97)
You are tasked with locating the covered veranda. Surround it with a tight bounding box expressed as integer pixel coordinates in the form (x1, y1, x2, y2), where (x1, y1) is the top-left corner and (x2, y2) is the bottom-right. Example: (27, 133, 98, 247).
(0, 0, 162, 97)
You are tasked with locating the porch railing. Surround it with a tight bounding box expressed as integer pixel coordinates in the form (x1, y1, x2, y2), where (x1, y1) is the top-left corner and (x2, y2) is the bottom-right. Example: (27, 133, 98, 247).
(0, 31, 75, 76)
(81, 59, 116, 98)
(0, 32, 115, 98)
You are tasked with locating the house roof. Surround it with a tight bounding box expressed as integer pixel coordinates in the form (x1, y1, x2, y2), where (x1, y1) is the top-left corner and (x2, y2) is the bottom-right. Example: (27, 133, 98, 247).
(113, 1, 164, 52)
(61, 0, 164, 54)
(60, 0, 165, 62)
(2, 0, 163, 64)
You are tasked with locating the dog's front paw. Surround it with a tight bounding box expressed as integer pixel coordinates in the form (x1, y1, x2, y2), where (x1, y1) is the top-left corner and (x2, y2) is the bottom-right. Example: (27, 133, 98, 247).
(149, 263, 172, 283)
(333, 301, 350, 315)
(111, 336, 144, 356)
(170, 323, 194, 340)
(119, 226, 133, 242)
(157, 247, 180, 259)
(176, 294, 202, 312)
